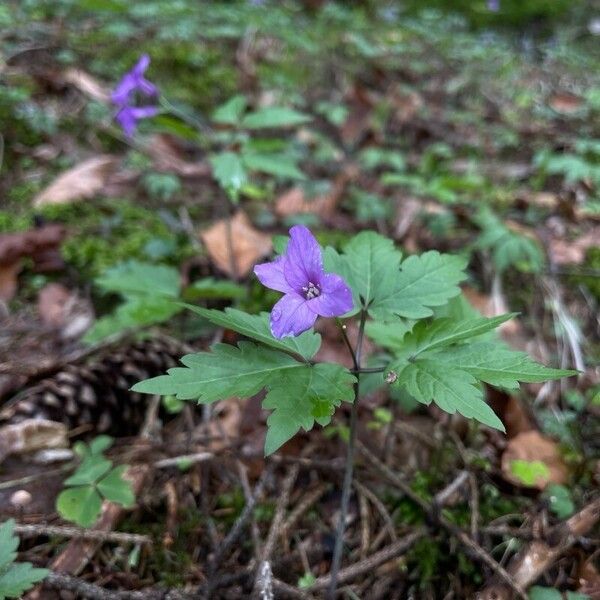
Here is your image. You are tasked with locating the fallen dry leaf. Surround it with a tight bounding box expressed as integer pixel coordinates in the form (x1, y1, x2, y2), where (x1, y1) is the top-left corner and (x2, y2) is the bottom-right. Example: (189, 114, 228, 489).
(390, 88, 423, 125)
(275, 165, 357, 219)
(146, 134, 211, 177)
(548, 228, 600, 265)
(501, 430, 569, 490)
(61, 68, 110, 103)
(0, 224, 67, 301)
(549, 92, 584, 114)
(488, 389, 535, 439)
(0, 261, 22, 302)
(340, 84, 375, 147)
(37, 283, 72, 327)
(33, 155, 119, 207)
(200, 211, 272, 278)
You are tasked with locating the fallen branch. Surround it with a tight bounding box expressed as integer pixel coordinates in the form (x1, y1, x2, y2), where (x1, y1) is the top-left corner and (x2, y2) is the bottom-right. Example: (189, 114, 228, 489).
(306, 530, 426, 592)
(43, 572, 191, 600)
(478, 495, 600, 599)
(356, 440, 528, 600)
(14, 523, 151, 545)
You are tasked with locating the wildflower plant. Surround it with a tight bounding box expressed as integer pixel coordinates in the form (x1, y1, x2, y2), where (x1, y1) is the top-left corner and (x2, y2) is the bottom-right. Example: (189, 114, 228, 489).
(133, 226, 575, 593)
(111, 54, 159, 137)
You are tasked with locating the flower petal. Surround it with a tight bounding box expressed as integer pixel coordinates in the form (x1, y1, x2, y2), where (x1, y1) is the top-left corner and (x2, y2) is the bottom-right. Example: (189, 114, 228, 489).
(270, 294, 317, 338)
(111, 75, 136, 106)
(308, 273, 354, 317)
(133, 54, 151, 77)
(254, 256, 293, 294)
(138, 78, 158, 97)
(283, 225, 323, 291)
(115, 106, 137, 137)
(130, 106, 158, 119)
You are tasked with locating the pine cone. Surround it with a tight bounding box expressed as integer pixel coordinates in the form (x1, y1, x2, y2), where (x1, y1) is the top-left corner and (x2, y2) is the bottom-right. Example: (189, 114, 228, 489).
(0, 336, 186, 437)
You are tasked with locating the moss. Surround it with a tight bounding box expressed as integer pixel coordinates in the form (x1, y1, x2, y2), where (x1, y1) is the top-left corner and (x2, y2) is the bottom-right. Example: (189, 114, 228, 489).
(59, 201, 190, 278)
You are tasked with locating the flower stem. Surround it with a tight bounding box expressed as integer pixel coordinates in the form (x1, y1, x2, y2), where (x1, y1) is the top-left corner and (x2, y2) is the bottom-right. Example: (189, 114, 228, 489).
(327, 309, 367, 600)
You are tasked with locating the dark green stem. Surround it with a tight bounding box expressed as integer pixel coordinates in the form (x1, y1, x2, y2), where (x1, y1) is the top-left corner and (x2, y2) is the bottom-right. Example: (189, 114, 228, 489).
(327, 309, 367, 600)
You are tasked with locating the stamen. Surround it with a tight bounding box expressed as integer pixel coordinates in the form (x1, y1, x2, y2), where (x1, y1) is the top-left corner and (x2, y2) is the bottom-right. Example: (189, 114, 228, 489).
(303, 281, 321, 300)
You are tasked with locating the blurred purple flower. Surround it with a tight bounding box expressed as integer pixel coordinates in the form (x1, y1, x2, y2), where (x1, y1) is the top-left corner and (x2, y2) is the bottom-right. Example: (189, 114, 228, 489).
(254, 225, 353, 339)
(115, 105, 159, 138)
(487, 0, 500, 12)
(111, 54, 157, 106)
(111, 54, 158, 138)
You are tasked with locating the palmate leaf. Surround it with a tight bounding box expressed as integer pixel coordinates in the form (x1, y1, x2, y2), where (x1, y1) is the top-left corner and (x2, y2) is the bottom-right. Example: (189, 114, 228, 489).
(263, 363, 356, 455)
(0, 521, 18, 571)
(324, 231, 402, 312)
(183, 305, 321, 360)
(370, 251, 467, 320)
(390, 314, 517, 357)
(97, 466, 135, 506)
(0, 520, 48, 600)
(133, 339, 355, 455)
(324, 232, 466, 320)
(96, 261, 180, 298)
(385, 316, 576, 431)
(56, 486, 103, 528)
(132, 342, 305, 401)
(399, 360, 505, 431)
(431, 342, 576, 390)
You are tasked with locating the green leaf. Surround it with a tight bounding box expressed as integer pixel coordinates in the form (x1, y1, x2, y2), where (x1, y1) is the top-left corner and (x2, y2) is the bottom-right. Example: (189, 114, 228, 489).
(396, 360, 505, 431)
(0, 519, 48, 599)
(432, 342, 576, 390)
(95, 261, 180, 298)
(0, 562, 48, 600)
(510, 460, 551, 487)
(0, 521, 18, 571)
(183, 278, 246, 301)
(528, 587, 562, 600)
(566, 593, 591, 600)
(370, 251, 468, 320)
(262, 363, 356, 455)
(56, 486, 103, 528)
(391, 315, 517, 357)
(543, 484, 575, 519)
(242, 152, 305, 180)
(182, 306, 321, 360)
(365, 319, 413, 351)
(210, 151, 247, 193)
(242, 107, 311, 129)
(64, 455, 112, 486)
(88, 436, 114, 455)
(324, 231, 402, 312)
(97, 466, 135, 507)
(212, 94, 247, 125)
(132, 342, 306, 401)
(298, 573, 317, 589)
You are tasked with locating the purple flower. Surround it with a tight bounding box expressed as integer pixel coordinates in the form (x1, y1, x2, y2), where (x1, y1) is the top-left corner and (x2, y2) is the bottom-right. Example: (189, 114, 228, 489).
(254, 225, 354, 339)
(487, 0, 500, 11)
(111, 54, 157, 106)
(115, 105, 159, 138)
(111, 54, 158, 138)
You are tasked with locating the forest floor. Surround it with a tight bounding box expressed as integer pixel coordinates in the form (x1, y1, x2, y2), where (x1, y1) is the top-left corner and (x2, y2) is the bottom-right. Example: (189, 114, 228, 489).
(0, 2, 599, 599)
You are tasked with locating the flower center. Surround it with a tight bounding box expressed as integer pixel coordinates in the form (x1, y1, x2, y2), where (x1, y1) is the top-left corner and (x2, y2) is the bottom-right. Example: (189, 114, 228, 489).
(302, 281, 321, 300)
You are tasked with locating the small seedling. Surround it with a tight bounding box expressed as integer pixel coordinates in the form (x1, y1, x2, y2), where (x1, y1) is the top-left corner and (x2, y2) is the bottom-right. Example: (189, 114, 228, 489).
(56, 436, 135, 528)
(0, 519, 48, 600)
